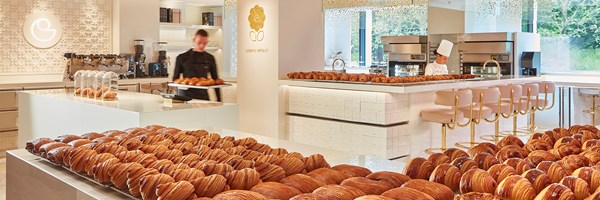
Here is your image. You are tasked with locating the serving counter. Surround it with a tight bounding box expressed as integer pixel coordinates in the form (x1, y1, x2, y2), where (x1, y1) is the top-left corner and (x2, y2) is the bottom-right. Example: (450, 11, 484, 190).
(17, 90, 239, 148)
(280, 76, 543, 159)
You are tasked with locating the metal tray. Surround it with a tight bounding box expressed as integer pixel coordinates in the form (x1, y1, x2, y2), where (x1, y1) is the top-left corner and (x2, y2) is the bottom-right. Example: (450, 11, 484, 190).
(168, 83, 232, 90)
(292, 77, 474, 86)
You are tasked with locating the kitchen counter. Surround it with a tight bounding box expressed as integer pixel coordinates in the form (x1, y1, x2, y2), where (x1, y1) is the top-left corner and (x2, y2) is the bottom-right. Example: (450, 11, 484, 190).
(0, 78, 170, 91)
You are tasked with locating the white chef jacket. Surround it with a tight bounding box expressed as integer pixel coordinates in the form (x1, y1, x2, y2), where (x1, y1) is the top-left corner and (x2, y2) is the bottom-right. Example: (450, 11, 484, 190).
(424, 61, 448, 75)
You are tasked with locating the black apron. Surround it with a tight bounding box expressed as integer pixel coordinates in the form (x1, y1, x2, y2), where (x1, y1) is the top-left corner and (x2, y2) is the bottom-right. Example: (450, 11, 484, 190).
(178, 52, 211, 100)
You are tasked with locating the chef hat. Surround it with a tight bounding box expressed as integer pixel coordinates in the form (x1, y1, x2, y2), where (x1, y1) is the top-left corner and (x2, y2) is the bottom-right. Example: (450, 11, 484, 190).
(437, 40, 454, 57)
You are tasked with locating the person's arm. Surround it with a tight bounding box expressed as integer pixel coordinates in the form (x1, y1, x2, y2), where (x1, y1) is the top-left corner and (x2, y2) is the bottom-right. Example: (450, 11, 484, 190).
(424, 63, 433, 75)
(209, 55, 222, 102)
(172, 55, 183, 81)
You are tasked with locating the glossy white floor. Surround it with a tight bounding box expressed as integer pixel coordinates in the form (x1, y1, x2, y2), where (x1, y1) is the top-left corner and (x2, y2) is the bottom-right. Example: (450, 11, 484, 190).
(1, 158, 6, 200)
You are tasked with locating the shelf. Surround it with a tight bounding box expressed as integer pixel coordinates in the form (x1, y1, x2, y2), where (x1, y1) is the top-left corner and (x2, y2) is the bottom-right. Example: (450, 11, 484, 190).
(160, 23, 222, 30)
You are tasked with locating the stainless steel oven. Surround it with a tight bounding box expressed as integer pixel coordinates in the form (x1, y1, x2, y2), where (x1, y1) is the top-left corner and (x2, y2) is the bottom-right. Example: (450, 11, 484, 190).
(382, 36, 429, 76)
(458, 33, 514, 77)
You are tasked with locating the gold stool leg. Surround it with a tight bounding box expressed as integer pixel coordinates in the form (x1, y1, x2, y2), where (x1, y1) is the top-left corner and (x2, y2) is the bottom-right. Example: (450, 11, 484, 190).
(480, 120, 503, 142)
(425, 124, 447, 155)
(456, 121, 480, 149)
(500, 115, 529, 136)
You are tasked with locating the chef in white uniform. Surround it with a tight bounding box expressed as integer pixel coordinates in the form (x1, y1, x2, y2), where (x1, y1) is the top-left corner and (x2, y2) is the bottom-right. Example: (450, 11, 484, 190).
(425, 40, 453, 75)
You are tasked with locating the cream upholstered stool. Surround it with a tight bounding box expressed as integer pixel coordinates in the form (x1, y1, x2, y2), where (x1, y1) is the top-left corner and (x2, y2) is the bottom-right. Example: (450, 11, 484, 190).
(580, 88, 600, 126)
(516, 83, 542, 134)
(455, 87, 497, 149)
(421, 89, 473, 154)
(499, 84, 531, 136)
(522, 81, 556, 133)
(501, 83, 538, 136)
(480, 84, 520, 142)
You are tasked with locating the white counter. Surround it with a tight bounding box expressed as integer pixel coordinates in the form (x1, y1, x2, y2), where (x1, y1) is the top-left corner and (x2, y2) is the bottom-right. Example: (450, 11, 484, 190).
(17, 90, 239, 148)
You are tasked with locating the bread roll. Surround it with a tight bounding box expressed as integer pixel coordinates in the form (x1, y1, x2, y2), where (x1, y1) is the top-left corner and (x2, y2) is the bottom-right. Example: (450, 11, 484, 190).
(341, 177, 394, 195)
(355, 195, 395, 200)
(459, 168, 497, 194)
(497, 135, 525, 148)
(560, 176, 590, 200)
(473, 153, 500, 170)
(443, 148, 469, 161)
(280, 174, 326, 193)
(127, 168, 160, 197)
(428, 153, 451, 167)
(451, 157, 478, 174)
(171, 168, 205, 181)
(56, 134, 82, 144)
(534, 183, 575, 200)
(312, 185, 366, 200)
(571, 167, 600, 192)
(190, 174, 230, 198)
(156, 181, 196, 200)
(430, 163, 461, 192)
(250, 182, 303, 200)
(108, 162, 143, 190)
(304, 154, 331, 172)
(522, 169, 552, 194)
(140, 173, 175, 200)
(404, 157, 435, 179)
(494, 175, 536, 200)
(401, 179, 454, 200)
(487, 164, 517, 183)
(213, 190, 269, 200)
(381, 187, 435, 200)
(366, 171, 411, 188)
(307, 167, 350, 185)
(333, 164, 373, 178)
(255, 161, 287, 182)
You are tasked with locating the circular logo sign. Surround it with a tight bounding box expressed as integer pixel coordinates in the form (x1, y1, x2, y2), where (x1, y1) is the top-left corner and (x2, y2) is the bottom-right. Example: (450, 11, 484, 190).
(23, 12, 63, 49)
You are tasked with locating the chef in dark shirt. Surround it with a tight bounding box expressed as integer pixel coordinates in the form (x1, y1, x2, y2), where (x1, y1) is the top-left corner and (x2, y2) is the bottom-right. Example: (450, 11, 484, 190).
(173, 29, 221, 101)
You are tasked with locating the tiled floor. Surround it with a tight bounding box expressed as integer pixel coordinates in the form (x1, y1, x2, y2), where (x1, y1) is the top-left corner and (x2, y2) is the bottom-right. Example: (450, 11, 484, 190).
(0, 158, 5, 200)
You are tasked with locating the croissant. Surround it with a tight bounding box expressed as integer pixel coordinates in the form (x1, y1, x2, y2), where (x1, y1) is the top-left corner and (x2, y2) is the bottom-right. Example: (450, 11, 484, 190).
(468, 143, 498, 157)
(497, 135, 525, 148)
(228, 159, 256, 170)
(85, 153, 116, 176)
(561, 155, 592, 175)
(204, 150, 233, 163)
(213, 190, 268, 200)
(459, 168, 497, 194)
(428, 153, 451, 167)
(494, 175, 536, 200)
(579, 151, 600, 165)
(525, 139, 553, 152)
(451, 157, 478, 175)
(200, 163, 234, 176)
(92, 158, 120, 183)
(588, 147, 600, 154)
(264, 147, 289, 156)
(47, 146, 73, 165)
(583, 140, 600, 151)
(146, 159, 175, 171)
(173, 154, 201, 165)
(190, 174, 230, 198)
(307, 167, 349, 185)
(108, 162, 143, 190)
(55, 134, 82, 144)
(366, 171, 411, 188)
(184, 129, 209, 138)
(69, 148, 98, 173)
(171, 168, 205, 181)
(530, 133, 555, 146)
(140, 173, 175, 200)
(487, 164, 517, 183)
(430, 163, 461, 192)
(560, 176, 590, 200)
(153, 149, 183, 161)
(250, 182, 303, 200)
(81, 132, 104, 140)
(141, 135, 167, 145)
(156, 181, 196, 200)
(103, 130, 127, 138)
(571, 167, 600, 192)
(117, 138, 143, 150)
(355, 195, 395, 200)
(528, 150, 559, 161)
(159, 163, 191, 175)
(189, 160, 218, 169)
(504, 158, 533, 174)
(26, 137, 54, 154)
(91, 136, 117, 144)
(341, 177, 394, 195)
(115, 150, 143, 162)
(552, 144, 582, 158)
(454, 192, 499, 200)
(473, 153, 500, 170)
(234, 137, 258, 147)
(404, 157, 435, 180)
(127, 167, 160, 197)
(39, 142, 69, 158)
(401, 179, 454, 200)
(304, 154, 330, 172)
(586, 192, 600, 200)
(240, 150, 263, 160)
(443, 148, 469, 161)
(522, 169, 552, 194)
(225, 168, 262, 190)
(139, 144, 170, 154)
(280, 174, 326, 193)
(271, 157, 305, 176)
(537, 161, 568, 183)
(156, 127, 180, 134)
(281, 152, 306, 161)
(289, 193, 329, 200)
(495, 145, 529, 162)
(67, 139, 93, 148)
(555, 136, 583, 149)
(94, 142, 127, 155)
(534, 183, 575, 200)
(312, 185, 366, 200)
(333, 164, 373, 178)
(246, 143, 272, 153)
(381, 187, 435, 200)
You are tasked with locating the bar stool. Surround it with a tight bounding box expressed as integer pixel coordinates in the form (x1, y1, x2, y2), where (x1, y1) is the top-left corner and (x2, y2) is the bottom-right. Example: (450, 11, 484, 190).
(580, 88, 600, 126)
(480, 84, 519, 142)
(521, 81, 556, 133)
(455, 87, 496, 149)
(421, 89, 473, 154)
(499, 84, 533, 136)
(515, 82, 541, 134)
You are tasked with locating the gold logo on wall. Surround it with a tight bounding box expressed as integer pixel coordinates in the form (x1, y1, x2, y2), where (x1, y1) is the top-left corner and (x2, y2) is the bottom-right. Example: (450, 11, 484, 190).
(248, 5, 265, 41)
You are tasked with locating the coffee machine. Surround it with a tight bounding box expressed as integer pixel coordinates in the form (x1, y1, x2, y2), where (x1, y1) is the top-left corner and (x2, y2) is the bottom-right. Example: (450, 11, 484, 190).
(148, 42, 170, 77)
(133, 40, 146, 78)
(521, 51, 541, 76)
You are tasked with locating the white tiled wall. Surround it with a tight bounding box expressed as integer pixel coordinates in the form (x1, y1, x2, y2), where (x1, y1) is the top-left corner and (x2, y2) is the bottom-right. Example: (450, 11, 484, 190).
(288, 115, 410, 159)
(287, 87, 409, 125)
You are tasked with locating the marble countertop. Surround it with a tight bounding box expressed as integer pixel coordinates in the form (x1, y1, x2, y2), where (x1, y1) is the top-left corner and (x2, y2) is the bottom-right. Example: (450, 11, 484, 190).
(19, 89, 236, 114)
(0, 78, 170, 91)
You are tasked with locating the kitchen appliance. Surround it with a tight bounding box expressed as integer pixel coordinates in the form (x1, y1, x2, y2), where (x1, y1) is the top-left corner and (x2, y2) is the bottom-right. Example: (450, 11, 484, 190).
(521, 51, 541, 76)
(202, 12, 214, 26)
(133, 40, 147, 78)
(63, 53, 133, 81)
(149, 42, 170, 77)
(458, 33, 514, 77)
(382, 36, 428, 76)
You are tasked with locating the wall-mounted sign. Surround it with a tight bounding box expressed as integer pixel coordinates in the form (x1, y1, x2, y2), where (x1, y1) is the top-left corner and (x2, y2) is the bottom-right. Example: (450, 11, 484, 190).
(248, 5, 265, 42)
(23, 12, 63, 49)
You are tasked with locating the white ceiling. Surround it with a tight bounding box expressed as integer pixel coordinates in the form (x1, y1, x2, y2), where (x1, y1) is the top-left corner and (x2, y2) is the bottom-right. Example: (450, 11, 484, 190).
(161, 0, 224, 7)
(429, 0, 465, 11)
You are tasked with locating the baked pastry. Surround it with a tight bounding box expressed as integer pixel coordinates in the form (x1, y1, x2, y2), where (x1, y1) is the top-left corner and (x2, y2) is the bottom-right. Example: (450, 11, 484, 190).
(524, 139, 553, 152)
(281, 152, 305, 161)
(93, 158, 120, 184)
(171, 168, 205, 182)
(307, 167, 349, 185)
(534, 183, 575, 200)
(497, 135, 525, 148)
(199, 163, 234, 176)
(146, 159, 176, 170)
(341, 177, 393, 195)
(190, 174, 230, 198)
(146, 125, 166, 131)
(85, 153, 117, 176)
(156, 181, 196, 200)
(39, 142, 69, 158)
(430, 163, 461, 192)
(528, 150, 559, 162)
(579, 151, 600, 166)
(487, 164, 517, 183)
(404, 157, 435, 180)
(213, 190, 269, 200)
(127, 167, 160, 197)
(159, 163, 191, 175)
(586, 191, 600, 200)
(459, 168, 498, 194)
(67, 139, 93, 148)
(366, 171, 411, 188)
(428, 153, 451, 167)
(189, 160, 218, 169)
(47, 146, 73, 165)
(289, 193, 329, 200)
(522, 169, 552, 194)
(225, 168, 262, 190)
(571, 167, 600, 192)
(504, 158, 533, 174)
(560, 176, 590, 200)
(234, 137, 258, 146)
(81, 132, 104, 140)
(280, 174, 326, 193)
(26, 137, 54, 154)
(69, 148, 98, 173)
(271, 157, 305, 176)
(468, 143, 498, 157)
(94, 142, 127, 155)
(551, 144, 582, 158)
(560, 155, 592, 175)
(381, 187, 435, 200)
(264, 147, 289, 156)
(55, 134, 82, 144)
(537, 161, 568, 183)
(154, 149, 184, 161)
(454, 192, 499, 200)
(451, 157, 478, 174)
(255, 161, 286, 182)
(530, 133, 555, 147)
(495, 145, 528, 162)
(355, 195, 395, 200)
(583, 140, 600, 151)
(140, 173, 175, 200)
(473, 153, 500, 170)
(304, 154, 330, 172)
(332, 164, 373, 178)
(169, 142, 194, 155)
(173, 154, 202, 166)
(494, 175, 536, 200)
(555, 136, 583, 149)
(139, 144, 170, 154)
(312, 185, 366, 200)
(92, 136, 117, 144)
(240, 150, 263, 160)
(108, 162, 143, 190)
(443, 148, 469, 161)
(250, 182, 303, 200)
(401, 179, 454, 200)
(114, 150, 142, 162)
(228, 159, 256, 170)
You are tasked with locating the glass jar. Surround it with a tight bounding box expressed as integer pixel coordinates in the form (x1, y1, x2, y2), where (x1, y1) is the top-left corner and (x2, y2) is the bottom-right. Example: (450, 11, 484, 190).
(83, 71, 96, 98)
(73, 70, 84, 96)
(102, 72, 119, 101)
(93, 71, 106, 100)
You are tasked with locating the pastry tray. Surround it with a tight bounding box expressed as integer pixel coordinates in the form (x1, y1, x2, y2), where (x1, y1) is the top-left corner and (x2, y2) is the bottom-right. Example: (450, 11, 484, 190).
(168, 83, 232, 90)
(37, 156, 140, 200)
(291, 78, 479, 86)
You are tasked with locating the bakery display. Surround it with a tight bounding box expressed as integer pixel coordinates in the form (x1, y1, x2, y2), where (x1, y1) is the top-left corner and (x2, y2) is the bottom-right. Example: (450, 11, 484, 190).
(286, 71, 478, 85)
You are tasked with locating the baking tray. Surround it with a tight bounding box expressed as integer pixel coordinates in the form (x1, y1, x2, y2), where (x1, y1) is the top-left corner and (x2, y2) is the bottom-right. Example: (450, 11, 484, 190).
(168, 83, 232, 90)
(292, 78, 474, 86)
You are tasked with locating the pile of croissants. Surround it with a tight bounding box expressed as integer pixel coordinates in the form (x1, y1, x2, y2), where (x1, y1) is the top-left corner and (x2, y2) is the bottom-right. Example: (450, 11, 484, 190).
(173, 78, 225, 87)
(286, 71, 477, 84)
(25, 124, 600, 200)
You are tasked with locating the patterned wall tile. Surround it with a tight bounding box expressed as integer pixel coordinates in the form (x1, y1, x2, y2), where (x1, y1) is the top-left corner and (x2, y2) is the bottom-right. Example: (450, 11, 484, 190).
(224, 0, 237, 77)
(0, 0, 112, 74)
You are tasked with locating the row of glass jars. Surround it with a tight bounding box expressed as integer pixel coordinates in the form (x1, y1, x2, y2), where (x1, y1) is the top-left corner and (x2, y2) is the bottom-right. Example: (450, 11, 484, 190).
(73, 70, 119, 101)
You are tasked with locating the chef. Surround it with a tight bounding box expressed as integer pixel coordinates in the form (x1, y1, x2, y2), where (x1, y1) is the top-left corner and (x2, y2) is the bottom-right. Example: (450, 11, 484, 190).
(173, 29, 221, 101)
(425, 39, 453, 75)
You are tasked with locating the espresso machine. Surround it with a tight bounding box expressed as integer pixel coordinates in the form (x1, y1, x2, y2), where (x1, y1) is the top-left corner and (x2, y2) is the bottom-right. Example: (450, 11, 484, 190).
(148, 42, 170, 77)
(133, 39, 147, 78)
(63, 53, 132, 81)
(381, 36, 428, 76)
